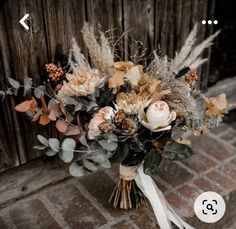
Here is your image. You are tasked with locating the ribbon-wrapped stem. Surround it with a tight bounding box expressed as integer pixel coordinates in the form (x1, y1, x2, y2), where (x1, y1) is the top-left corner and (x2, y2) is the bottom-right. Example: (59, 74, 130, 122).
(109, 165, 147, 209)
(109, 164, 195, 229)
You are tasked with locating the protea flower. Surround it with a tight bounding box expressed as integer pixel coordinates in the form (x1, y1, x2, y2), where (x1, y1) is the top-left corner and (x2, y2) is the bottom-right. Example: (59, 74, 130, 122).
(115, 91, 151, 115)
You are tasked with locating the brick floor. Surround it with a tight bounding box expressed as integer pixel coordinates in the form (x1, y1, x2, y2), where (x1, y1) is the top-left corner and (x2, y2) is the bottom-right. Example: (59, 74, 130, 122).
(0, 123, 236, 229)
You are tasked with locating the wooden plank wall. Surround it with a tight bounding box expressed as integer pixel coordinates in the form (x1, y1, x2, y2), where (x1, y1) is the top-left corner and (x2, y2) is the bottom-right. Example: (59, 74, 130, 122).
(0, 0, 215, 172)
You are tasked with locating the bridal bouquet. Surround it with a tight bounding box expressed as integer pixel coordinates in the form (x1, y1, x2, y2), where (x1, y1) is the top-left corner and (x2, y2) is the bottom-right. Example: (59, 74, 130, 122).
(0, 23, 227, 229)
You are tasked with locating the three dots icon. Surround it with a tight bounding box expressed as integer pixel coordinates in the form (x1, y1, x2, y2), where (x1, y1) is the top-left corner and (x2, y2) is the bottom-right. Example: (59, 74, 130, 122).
(202, 20, 218, 25)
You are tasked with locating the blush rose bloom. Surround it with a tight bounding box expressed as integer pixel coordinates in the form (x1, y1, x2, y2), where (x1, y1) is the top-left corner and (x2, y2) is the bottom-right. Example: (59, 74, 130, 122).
(139, 101, 176, 132)
(88, 106, 115, 139)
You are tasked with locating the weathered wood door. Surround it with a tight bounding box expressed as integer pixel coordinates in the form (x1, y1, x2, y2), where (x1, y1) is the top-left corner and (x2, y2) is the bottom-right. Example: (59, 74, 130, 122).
(0, 0, 214, 172)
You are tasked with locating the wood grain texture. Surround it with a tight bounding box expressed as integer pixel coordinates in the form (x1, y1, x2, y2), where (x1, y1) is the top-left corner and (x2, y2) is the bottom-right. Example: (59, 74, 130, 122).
(0, 158, 70, 208)
(1, 0, 49, 164)
(42, 0, 87, 62)
(123, 0, 155, 65)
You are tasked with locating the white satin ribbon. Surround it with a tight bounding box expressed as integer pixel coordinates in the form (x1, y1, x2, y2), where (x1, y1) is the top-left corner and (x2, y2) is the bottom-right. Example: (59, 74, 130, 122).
(134, 164, 195, 229)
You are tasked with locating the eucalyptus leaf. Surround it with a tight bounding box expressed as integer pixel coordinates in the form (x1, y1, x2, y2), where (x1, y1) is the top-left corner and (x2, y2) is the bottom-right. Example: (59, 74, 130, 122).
(5, 88, 13, 95)
(143, 149, 162, 176)
(88, 150, 108, 163)
(37, 134, 49, 146)
(33, 145, 47, 150)
(48, 138, 60, 152)
(100, 160, 111, 168)
(0, 90, 5, 101)
(8, 77, 20, 89)
(86, 101, 98, 112)
(103, 133, 118, 142)
(23, 78, 33, 96)
(162, 141, 193, 160)
(61, 138, 76, 163)
(46, 149, 58, 156)
(12, 87, 19, 96)
(79, 135, 89, 148)
(69, 162, 85, 177)
(74, 103, 83, 112)
(98, 140, 117, 152)
(83, 159, 97, 171)
(34, 85, 45, 98)
(110, 142, 129, 164)
(63, 97, 79, 106)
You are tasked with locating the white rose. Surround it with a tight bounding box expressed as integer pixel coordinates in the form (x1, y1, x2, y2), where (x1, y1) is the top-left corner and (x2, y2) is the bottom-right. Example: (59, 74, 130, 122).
(88, 107, 115, 139)
(139, 101, 176, 132)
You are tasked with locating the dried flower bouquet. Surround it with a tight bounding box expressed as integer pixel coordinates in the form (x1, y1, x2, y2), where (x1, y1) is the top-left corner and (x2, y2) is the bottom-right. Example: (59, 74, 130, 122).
(0, 23, 227, 229)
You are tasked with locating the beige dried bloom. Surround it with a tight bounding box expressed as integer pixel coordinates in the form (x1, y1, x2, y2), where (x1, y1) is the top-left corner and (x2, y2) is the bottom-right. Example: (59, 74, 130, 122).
(58, 69, 104, 98)
(115, 91, 151, 115)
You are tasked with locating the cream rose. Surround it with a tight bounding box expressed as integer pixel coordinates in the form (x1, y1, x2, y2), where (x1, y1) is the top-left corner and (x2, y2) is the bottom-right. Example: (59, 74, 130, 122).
(88, 107, 115, 139)
(139, 101, 176, 132)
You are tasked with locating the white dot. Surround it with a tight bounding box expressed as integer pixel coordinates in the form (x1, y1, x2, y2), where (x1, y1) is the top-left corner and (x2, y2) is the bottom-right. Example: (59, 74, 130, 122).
(208, 20, 212, 24)
(202, 20, 206, 24)
(213, 20, 218, 24)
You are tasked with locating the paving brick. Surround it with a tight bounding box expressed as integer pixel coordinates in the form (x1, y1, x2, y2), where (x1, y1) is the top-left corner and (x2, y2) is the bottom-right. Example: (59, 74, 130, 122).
(207, 171, 236, 192)
(210, 123, 230, 135)
(111, 220, 135, 229)
(229, 157, 236, 166)
(194, 178, 223, 194)
(130, 210, 159, 229)
(157, 160, 194, 187)
(221, 129, 236, 142)
(79, 171, 125, 217)
(9, 199, 61, 229)
(46, 184, 106, 229)
(181, 151, 216, 174)
(0, 217, 6, 228)
(178, 184, 201, 201)
(220, 164, 236, 180)
(191, 135, 235, 161)
(165, 192, 194, 218)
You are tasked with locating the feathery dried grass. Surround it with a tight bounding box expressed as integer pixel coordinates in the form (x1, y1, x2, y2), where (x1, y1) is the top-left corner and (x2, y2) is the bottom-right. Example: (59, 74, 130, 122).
(68, 38, 91, 74)
(175, 25, 220, 71)
(148, 24, 220, 79)
(82, 23, 114, 78)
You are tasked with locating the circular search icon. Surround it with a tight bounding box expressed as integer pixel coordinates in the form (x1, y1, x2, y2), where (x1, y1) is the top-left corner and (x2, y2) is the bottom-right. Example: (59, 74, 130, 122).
(194, 191, 226, 223)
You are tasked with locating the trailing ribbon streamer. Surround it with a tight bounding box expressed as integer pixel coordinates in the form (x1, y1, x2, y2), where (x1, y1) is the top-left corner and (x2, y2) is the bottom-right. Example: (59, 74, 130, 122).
(134, 164, 195, 229)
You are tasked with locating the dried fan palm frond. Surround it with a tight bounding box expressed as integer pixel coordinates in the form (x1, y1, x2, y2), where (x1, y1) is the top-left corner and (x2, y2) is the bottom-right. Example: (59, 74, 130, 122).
(174, 24, 198, 68)
(147, 24, 220, 79)
(175, 25, 220, 71)
(68, 38, 91, 75)
(81, 23, 114, 78)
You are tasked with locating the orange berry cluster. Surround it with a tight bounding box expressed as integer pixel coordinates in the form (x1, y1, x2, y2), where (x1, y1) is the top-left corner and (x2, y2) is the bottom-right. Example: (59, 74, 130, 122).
(46, 63, 64, 81)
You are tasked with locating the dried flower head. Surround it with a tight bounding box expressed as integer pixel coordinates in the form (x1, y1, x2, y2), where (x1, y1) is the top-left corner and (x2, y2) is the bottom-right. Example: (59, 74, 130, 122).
(88, 106, 115, 139)
(58, 69, 104, 98)
(98, 121, 114, 134)
(115, 91, 151, 115)
(185, 68, 198, 91)
(122, 118, 138, 134)
(114, 110, 126, 123)
(46, 63, 64, 81)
